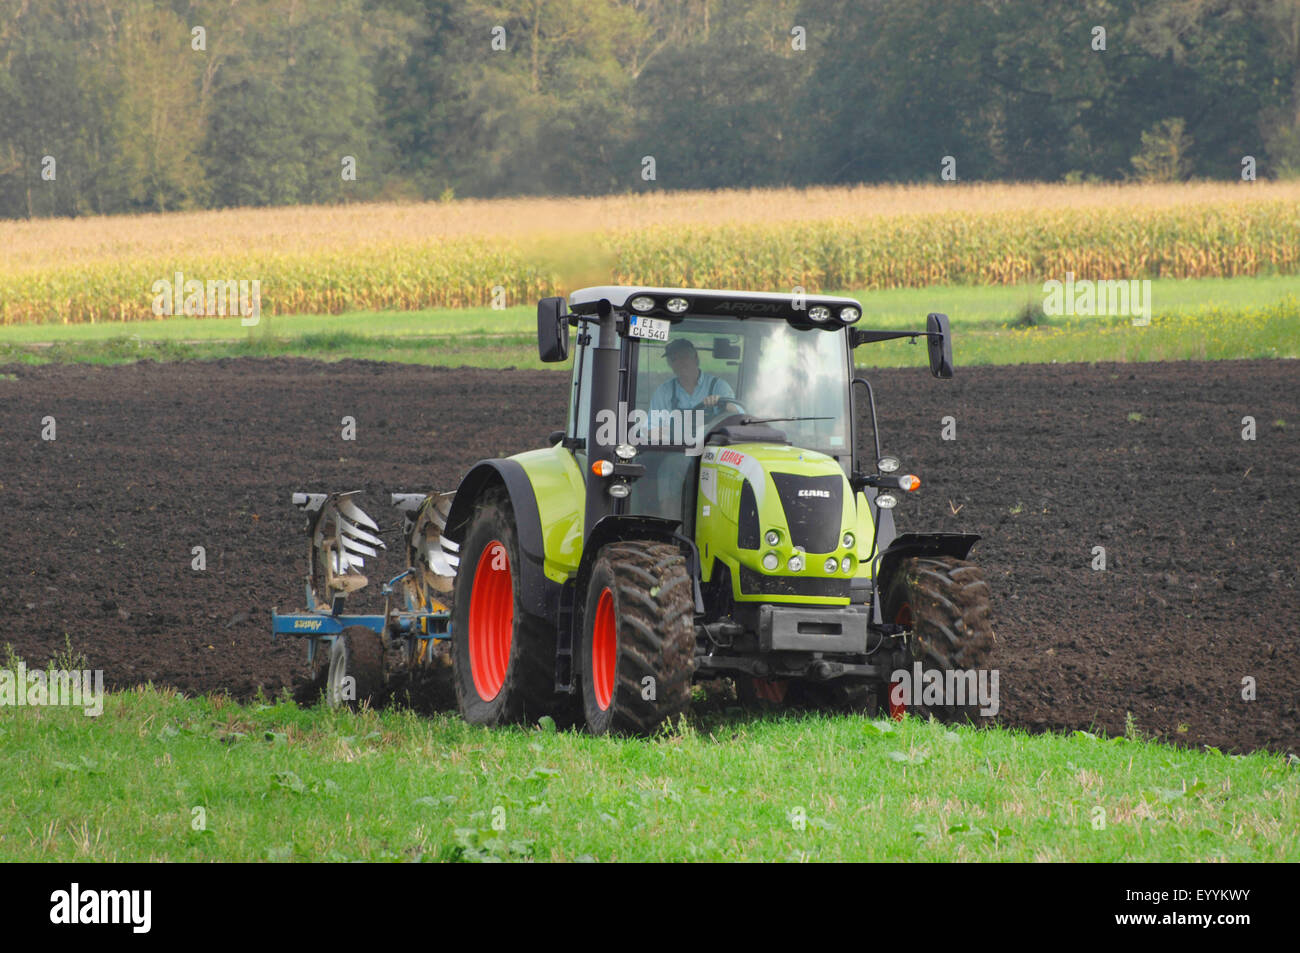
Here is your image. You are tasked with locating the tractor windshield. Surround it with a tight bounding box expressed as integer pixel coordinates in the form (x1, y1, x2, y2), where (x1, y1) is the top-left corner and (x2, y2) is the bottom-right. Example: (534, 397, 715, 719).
(631, 317, 851, 456)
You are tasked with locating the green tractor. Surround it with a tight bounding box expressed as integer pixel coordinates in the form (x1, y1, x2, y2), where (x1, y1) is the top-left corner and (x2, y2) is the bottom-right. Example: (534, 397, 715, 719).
(438, 286, 994, 733)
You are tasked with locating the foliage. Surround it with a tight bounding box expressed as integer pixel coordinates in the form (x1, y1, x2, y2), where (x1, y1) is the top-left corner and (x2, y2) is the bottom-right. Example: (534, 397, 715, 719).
(4, 0, 1300, 216)
(1132, 119, 1195, 183)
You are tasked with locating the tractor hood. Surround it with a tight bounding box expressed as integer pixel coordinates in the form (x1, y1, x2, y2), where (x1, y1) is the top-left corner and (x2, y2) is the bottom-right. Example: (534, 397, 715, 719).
(697, 442, 861, 605)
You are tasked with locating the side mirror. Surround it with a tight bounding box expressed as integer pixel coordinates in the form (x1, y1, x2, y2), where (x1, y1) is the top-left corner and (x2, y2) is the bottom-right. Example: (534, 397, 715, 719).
(538, 296, 569, 363)
(926, 312, 954, 379)
(714, 337, 741, 360)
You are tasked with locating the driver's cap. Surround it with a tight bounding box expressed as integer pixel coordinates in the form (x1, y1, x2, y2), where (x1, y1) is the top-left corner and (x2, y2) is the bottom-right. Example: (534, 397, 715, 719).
(664, 338, 697, 361)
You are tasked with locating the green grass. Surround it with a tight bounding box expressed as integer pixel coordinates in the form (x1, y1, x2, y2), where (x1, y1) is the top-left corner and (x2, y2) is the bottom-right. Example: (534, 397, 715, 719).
(851, 274, 1300, 329)
(1, 276, 1297, 369)
(4, 274, 1295, 341)
(2, 301, 1295, 371)
(0, 307, 525, 345)
(1, 686, 1295, 862)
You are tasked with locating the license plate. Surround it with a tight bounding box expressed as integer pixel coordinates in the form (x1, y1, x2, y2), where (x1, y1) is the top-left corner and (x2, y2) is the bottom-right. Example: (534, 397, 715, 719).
(628, 315, 670, 341)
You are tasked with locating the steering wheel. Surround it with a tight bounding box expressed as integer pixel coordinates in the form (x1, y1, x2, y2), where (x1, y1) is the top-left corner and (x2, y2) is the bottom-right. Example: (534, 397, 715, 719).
(649, 401, 746, 444)
(702, 407, 749, 437)
(701, 398, 743, 421)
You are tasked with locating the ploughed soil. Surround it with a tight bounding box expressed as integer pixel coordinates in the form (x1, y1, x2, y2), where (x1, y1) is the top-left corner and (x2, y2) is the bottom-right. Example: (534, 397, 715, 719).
(0, 357, 1296, 754)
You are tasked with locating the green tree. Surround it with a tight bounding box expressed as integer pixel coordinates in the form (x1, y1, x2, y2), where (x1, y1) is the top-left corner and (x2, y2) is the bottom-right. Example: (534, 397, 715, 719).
(202, 0, 384, 207)
(630, 0, 817, 190)
(105, 5, 208, 211)
(1131, 117, 1195, 181)
(0, 0, 109, 217)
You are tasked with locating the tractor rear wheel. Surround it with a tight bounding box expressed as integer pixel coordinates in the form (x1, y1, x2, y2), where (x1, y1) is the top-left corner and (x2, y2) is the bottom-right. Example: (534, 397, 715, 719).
(879, 555, 995, 723)
(326, 626, 386, 709)
(579, 541, 696, 735)
(452, 491, 566, 726)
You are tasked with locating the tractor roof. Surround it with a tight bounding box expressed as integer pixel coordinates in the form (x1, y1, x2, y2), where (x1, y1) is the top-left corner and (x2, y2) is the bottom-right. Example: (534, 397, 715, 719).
(568, 286, 863, 321)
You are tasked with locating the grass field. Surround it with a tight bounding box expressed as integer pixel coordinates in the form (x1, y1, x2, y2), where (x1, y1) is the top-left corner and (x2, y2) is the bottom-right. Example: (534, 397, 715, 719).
(3, 277, 1296, 369)
(2, 685, 1295, 862)
(3, 182, 1298, 324)
(3, 190, 1297, 864)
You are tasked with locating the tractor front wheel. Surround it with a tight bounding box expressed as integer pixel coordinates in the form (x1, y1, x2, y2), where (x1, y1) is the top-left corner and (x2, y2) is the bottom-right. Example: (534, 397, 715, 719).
(579, 541, 696, 735)
(879, 555, 995, 723)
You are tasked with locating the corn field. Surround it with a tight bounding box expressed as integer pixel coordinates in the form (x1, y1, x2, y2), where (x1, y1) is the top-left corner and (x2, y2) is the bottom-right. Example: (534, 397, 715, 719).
(2, 184, 1298, 325)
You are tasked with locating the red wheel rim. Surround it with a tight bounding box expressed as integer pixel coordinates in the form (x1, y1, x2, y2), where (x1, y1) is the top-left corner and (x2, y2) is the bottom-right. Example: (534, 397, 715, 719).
(889, 603, 913, 720)
(591, 587, 616, 711)
(753, 678, 788, 703)
(468, 541, 513, 701)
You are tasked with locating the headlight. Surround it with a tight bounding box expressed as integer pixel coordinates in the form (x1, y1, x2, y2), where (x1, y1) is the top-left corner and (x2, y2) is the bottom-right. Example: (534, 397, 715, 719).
(629, 295, 655, 312)
(824, 557, 838, 573)
(876, 493, 897, 509)
(608, 483, 630, 499)
(841, 556, 853, 573)
(877, 455, 900, 473)
(666, 297, 689, 313)
(808, 305, 832, 323)
(615, 443, 637, 460)
(764, 529, 781, 546)
(762, 552, 779, 571)
(839, 306, 861, 324)
(842, 532, 855, 549)
(788, 554, 804, 572)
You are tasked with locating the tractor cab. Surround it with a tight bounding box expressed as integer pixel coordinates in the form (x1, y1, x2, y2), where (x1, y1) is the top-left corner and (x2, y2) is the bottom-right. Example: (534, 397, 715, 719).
(558, 288, 857, 527)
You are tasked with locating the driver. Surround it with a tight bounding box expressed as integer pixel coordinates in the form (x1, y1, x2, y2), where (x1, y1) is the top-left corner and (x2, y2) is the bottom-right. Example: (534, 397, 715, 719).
(643, 338, 740, 520)
(650, 338, 740, 419)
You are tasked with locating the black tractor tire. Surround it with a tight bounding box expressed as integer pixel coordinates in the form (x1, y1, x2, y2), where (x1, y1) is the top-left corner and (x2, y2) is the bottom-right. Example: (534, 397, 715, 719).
(451, 491, 569, 727)
(578, 540, 696, 735)
(879, 555, 995, 723)
(326, 626, 386, 710)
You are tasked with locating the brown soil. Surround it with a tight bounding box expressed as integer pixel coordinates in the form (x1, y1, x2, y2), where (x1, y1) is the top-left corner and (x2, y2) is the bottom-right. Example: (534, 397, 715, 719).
(0, 356, 1295, 753)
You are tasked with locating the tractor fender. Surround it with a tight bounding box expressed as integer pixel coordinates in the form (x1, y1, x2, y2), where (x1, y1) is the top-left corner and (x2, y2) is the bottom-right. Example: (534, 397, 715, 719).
(575, 515, 704, 615)
(444, 459, 555, 618)
(577, 515, 682, 582)
(874, 532, 981, 590)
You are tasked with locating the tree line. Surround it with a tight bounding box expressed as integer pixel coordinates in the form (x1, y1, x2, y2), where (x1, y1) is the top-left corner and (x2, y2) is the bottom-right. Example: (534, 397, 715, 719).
(2, 0, 1298, 218)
